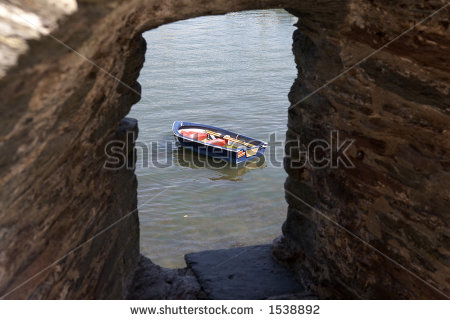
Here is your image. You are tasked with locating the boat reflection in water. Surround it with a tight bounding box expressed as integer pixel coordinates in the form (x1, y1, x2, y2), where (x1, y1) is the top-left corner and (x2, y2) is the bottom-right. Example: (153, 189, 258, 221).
(174, 147, 266, 181)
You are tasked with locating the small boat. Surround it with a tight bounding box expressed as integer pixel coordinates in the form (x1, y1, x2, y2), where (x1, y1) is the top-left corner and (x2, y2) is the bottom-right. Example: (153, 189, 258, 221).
(172, 121, 267, 164)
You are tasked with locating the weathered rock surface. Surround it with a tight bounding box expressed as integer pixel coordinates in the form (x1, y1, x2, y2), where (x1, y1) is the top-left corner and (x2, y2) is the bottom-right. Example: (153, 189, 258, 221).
(185, 245, 310, 300)
(1, 0, 449, 299)
(282, 1, 450, 299)
(127, 255, 206, 300)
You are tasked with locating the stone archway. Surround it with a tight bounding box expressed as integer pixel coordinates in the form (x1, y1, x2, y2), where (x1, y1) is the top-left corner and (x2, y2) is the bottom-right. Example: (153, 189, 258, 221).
(0, 0, 448, 299)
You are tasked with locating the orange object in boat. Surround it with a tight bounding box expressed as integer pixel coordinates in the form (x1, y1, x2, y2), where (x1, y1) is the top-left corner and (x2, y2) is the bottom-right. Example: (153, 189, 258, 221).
(207, 138, 226, 147)
(179, 130, 208, 141)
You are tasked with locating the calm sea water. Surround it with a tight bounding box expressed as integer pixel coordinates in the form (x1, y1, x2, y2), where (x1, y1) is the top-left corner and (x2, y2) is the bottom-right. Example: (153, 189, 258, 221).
(128, 9, 298, 267)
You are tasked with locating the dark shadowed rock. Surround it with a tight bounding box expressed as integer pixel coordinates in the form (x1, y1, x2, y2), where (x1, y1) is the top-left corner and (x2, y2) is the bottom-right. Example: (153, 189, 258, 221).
(185, 245, 311, 300)
(127, 255, 206, 300)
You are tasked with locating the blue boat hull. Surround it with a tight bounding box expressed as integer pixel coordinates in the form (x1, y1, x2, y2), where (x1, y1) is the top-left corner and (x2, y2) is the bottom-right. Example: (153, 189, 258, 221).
(172, 121, 266, 164)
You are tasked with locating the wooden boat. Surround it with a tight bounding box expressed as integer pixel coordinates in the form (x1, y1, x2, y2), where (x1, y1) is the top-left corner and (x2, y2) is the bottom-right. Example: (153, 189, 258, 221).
(172, 121, 267, 164)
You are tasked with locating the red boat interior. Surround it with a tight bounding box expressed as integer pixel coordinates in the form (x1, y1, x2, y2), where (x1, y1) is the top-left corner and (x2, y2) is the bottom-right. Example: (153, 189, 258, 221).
(179, 129, 232, 147)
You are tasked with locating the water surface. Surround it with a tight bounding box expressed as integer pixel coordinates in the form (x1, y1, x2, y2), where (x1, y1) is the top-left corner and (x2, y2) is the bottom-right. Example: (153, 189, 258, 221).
(128, 9, 297, 267)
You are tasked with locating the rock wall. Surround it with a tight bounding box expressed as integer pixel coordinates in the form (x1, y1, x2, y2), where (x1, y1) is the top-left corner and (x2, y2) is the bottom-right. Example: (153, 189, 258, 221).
(280, 1, 450, 299)
(1, 0, 448, 299)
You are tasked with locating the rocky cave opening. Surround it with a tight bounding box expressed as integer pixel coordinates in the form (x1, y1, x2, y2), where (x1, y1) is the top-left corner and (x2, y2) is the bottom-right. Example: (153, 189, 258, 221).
(1, 0, 448, 300)
(128, 9, 296, 269)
